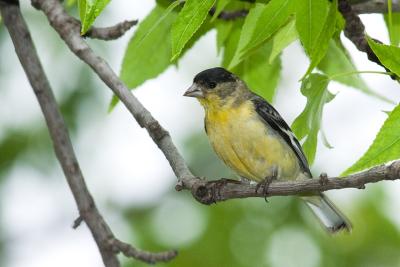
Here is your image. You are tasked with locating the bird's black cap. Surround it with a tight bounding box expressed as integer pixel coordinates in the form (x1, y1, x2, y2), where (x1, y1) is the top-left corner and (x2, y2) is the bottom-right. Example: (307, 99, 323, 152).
(193, 67, 236, 85)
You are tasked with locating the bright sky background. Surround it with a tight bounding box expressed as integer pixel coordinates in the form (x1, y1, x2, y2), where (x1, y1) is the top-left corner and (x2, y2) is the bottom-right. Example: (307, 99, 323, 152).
(1, 1, 400, 267)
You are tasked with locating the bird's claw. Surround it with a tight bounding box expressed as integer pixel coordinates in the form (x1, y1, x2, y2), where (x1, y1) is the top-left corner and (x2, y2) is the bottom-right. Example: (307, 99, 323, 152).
(319, 172, 329, 185)
(255, 169, 278, 202)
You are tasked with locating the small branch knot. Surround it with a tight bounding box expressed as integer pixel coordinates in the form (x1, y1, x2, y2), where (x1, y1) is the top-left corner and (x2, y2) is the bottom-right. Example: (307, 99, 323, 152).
(175, 180, 184, 191)
(191, 182, 215, 205)
(388, 161, 400, 180)
(72, 215, 83, 229)
(148, 121, 168, 141)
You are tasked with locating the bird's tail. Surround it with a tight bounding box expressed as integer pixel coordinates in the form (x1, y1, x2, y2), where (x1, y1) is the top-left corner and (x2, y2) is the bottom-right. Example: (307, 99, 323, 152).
(302, 193, 352, 233)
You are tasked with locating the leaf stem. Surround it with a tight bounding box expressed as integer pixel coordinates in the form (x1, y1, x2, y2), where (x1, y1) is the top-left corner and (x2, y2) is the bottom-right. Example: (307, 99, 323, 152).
(328, 70, 393, 80)
(389, 0, 393, 45)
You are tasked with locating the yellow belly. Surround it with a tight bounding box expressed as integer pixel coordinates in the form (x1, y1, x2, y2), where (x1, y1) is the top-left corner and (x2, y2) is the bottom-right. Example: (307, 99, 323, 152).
(205, 101, 300, 182)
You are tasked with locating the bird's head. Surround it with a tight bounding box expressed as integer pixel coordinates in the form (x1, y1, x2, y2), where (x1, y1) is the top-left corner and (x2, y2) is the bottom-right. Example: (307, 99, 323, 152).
(184, 67, 245, 108)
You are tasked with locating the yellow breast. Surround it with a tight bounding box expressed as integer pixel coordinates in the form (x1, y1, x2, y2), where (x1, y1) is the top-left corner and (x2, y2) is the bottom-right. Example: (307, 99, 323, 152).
(204, 101, 300, 182)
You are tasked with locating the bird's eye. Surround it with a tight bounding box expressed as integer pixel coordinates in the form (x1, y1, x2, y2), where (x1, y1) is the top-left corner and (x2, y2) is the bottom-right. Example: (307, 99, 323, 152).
(208, 82, 216, 89)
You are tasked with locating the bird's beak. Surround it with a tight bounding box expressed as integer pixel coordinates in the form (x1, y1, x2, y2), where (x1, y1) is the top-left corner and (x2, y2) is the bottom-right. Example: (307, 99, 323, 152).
(184, 84, 203, 98)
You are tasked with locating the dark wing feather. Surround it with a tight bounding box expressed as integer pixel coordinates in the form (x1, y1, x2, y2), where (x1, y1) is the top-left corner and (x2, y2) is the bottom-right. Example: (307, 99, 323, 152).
(251, 94, 311, 176)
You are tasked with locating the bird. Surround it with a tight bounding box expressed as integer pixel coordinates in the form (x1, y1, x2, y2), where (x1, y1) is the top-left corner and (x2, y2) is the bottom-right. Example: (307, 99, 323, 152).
(183, 67, 351, 233)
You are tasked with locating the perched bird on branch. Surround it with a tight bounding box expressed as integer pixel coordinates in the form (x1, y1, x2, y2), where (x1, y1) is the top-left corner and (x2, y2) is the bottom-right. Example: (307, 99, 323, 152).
(184, 67, 351, 233)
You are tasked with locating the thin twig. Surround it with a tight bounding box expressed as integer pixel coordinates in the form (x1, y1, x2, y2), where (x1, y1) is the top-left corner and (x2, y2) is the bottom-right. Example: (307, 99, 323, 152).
(0, 1, 177, 266)
(84, 19, 138, 40)
(56, 15, 137, 41)
(209, 7, 249, 20)
(112, 240, 178, 264)
(72, 215, 83, 229)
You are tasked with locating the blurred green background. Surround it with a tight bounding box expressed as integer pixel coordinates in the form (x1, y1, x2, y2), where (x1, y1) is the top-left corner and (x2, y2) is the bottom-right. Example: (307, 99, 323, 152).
(124, 134, 400, 267)
(1, 1, 400, 267)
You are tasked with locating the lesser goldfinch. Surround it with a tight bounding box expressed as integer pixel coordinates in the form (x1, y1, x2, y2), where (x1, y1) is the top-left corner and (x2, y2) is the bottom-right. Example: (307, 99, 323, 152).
(184, 67, 351, 233)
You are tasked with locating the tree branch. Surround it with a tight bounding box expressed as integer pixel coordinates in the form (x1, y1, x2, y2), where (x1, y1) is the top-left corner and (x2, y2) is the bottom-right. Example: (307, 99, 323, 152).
(0, 1, 176, 266)
(177, 161, 400, 205)
(352, 0, 400, 14)
(338, 0, 397, 79)
(210, 0, 400, 22)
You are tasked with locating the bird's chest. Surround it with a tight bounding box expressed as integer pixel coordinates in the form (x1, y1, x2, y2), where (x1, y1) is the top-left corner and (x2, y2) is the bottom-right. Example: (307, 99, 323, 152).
(204, 104, 300, 181)
(204, 104, 268, 179)
(205, 105, 261, 149)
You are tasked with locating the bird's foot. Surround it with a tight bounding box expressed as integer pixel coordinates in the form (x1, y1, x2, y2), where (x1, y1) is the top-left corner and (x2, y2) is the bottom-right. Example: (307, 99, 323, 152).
(255, 168, 278, 202)
(208, 178, 241, 202)
(319, 172, 329, 185)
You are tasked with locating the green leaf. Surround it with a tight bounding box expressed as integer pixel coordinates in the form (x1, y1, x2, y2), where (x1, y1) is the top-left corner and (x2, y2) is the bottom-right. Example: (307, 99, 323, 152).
(220, 12, 282, 102)
(386, 0, 395, 46)
(78, 0, 86, 25)
(269, 17, 297, 63)
(295, 0, 329, 55)
(112, 2, 212, 110)
(342, 104, 400, 175)
(227, 3, 266, 68)
(110, 2, 180, 110)
(291, 74, 334, 165)
(321, 127, 333, 149)
(78, 0, 110, 34)
(221, 20, 243, 68)
(213, 0, 249, 52)
(318, 40, 367, 90)
(234, 42, 282, 102)
(367, 37, 400, 77)
(171, 0, 216, 61)
(66, 0, 77, 7)
(216, 21, 234, 54)
(244, 0, 294, 52)
(302, 0, 338, 77)
(229, 0, 294, 68)
(384, 12, 400, 46)
(180, 17, 214, 60)
(120, 1, 179, 88)
(211, 0, 231, 22)
(318, 39, 392, 103)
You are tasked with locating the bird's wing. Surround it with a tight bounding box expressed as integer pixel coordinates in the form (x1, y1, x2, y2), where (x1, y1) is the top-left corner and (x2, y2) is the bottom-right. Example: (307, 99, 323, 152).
(251, 94, 311, 176)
